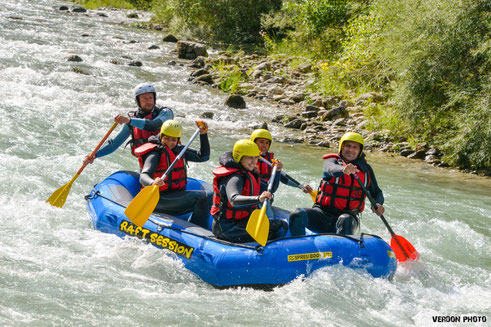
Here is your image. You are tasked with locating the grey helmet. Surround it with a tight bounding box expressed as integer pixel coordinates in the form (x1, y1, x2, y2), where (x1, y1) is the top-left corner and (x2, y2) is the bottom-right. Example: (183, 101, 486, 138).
(133, 82, 156, 108)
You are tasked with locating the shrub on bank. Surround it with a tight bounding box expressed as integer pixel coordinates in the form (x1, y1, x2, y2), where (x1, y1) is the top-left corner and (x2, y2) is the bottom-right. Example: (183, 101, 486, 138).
(370, 0, 490, 170)
(261, 0, 368, 58)
(311, 0, 490, 170)
(150, 0, 282, 44)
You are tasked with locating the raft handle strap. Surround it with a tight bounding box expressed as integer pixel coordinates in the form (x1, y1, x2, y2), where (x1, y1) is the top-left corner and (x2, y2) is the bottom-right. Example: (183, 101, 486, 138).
(358, 233, 366, 248)
(84, 189, 101, 200)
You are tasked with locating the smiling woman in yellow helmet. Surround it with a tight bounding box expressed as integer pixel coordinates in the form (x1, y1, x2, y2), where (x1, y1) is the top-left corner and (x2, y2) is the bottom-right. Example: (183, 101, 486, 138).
(289, 132, 385, 237)
(134, 119, 212, 228)
(210, 139, 288, 243)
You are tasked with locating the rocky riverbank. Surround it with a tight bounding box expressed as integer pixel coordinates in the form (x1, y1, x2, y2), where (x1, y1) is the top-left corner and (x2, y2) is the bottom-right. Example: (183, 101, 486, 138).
(173, 40, 491, 176)
(57, 4, 489, 177)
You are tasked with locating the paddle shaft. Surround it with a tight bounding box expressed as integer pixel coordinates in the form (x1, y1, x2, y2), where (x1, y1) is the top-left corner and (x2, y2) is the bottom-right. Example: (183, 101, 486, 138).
(160, 128, 201, 181)
(77, 122, 118, 175)
(259, 158, 304, 191)
(353, 174, 410, 258)
(266, 165, 278, 193)
(260, 164, 278, 218)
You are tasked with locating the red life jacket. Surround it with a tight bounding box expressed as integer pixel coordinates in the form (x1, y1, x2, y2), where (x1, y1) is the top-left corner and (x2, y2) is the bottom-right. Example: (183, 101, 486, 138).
(257, 152, 274, 182)
(210, 166, 260, 220)
(315, 154, 369, 213)
(128, 107, 163, 157)
(134, 143, 187, 192)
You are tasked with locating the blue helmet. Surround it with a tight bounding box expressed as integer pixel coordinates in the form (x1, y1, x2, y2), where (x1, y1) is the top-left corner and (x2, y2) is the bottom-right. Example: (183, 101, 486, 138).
(133, 83, 156, 108)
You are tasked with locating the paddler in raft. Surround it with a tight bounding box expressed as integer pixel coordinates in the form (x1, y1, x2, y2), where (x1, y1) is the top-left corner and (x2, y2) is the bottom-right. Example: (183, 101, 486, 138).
(83, 83, 174, 165)
(250, 128, 313, 217)
(135, 119, 211, 228)
(211, 139, 288, 243)
(250, 128, 314, 191)
(289, 132, 385, 236)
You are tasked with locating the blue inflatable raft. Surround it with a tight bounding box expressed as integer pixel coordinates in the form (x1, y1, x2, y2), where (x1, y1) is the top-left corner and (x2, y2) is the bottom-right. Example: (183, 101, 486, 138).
(85, 171, 397, 288)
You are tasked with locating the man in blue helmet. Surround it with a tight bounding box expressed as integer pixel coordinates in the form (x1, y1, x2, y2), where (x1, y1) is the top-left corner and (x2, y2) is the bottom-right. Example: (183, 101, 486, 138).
(84, 83, 174, 165)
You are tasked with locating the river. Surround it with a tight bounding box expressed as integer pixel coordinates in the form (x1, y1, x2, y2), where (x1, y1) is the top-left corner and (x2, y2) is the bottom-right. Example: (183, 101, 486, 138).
(1, 0, 490, 326)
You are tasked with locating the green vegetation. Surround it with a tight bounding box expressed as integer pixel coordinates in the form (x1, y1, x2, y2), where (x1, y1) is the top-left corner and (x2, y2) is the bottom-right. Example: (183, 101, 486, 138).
(72, 0, 136, 10)
(212, 59, 248, 94)
(146, 0, 282, 43)
(69, 0, 490, 171)
(373, 0, 490, 170)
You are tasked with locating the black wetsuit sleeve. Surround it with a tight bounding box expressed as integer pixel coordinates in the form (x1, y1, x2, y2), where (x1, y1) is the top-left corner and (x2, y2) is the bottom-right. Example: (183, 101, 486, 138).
(224, 174, 261, 207)
(182, 133, 210, 162)
(280, 173, 290, 185)
(141, 119, 162, 131)
(323, 158, 345, 179)
(139, 150, 162, 187)
(367, 165, 384, 205)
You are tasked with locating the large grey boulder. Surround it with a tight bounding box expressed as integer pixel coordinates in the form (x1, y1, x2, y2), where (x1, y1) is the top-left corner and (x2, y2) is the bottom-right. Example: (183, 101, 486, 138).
(177, 41, 208, 60)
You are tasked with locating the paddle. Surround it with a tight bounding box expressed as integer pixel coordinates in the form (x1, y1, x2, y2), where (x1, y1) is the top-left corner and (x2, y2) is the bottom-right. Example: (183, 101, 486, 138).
(353, 174, 419, 262)
(46, 122, 118, 208)
(259, 157, 317, 202)
(124, 124, 203, 227)
(246, 164, 278, 246)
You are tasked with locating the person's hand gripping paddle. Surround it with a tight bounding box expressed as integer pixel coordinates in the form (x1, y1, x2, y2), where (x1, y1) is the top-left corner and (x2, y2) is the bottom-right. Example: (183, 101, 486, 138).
(246, 163, 278, 246)
(124, 121, 204, 227)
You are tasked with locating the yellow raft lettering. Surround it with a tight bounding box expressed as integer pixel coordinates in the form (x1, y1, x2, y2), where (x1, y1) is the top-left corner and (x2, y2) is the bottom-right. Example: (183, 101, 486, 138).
(120, 221, 151, 239)
(119, 220, 194, 259)
(120, 221, 128, 231)
(126, 224, 135, 235)
(288, 251, 333, 262)
(388, 251, 395, 258)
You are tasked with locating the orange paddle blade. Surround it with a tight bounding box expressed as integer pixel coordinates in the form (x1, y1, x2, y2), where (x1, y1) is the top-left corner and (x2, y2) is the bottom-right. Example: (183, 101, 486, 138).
(124, 185, 160, 227)
(391, 234, 420, 262)
(246, 206, 270, 246)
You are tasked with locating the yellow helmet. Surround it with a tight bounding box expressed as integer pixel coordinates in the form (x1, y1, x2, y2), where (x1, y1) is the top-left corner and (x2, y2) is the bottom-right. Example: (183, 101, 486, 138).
(250, 129, 272, 144)
(232, 139, 260, 163)
(339, 132, 364, 156)
(160, 119, 182, 138)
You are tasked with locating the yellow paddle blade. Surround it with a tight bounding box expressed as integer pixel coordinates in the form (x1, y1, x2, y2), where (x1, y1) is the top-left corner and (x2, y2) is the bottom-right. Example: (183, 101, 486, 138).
(46, 174, 80, 208)
(124, 185, 160, 227)
(309, 190, 318, 203)
(246, 206, 270, 246)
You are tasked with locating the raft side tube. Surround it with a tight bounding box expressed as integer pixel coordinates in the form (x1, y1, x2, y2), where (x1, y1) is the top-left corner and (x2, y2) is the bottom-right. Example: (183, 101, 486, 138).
(85, 171, 398, 287)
